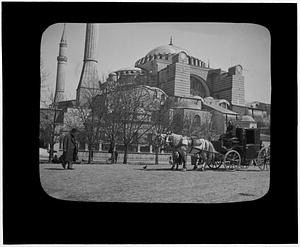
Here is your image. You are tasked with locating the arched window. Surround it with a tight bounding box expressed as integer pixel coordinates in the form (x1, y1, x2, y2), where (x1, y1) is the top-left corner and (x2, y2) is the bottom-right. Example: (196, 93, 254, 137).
(190, 75, 210, 98)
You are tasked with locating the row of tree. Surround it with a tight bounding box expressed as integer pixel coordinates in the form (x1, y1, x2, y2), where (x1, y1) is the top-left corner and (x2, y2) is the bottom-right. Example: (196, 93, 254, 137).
(66, 82, 175, 164)
(40, 63, 213, 164)
(40, 65, 175, 164)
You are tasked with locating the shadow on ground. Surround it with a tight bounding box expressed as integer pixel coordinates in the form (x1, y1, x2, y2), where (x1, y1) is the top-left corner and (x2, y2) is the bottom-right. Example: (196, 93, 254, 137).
(44, 168, 66, 171)
(135, 166, 267, 173)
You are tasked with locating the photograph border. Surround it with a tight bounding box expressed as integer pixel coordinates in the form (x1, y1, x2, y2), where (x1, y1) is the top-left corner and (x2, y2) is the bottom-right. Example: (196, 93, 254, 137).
(2, 2, 297, 244)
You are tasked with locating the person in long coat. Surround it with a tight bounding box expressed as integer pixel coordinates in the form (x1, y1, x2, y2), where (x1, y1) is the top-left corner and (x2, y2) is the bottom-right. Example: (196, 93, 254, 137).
(62, 128, 77, 169)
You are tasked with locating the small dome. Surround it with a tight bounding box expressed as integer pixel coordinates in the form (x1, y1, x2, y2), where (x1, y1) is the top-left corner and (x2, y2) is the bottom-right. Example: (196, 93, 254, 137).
(146, 44, 190, 57)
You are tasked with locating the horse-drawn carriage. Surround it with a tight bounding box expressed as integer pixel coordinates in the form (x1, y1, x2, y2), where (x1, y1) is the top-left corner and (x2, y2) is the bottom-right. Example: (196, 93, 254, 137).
(193, 127, 271, 171)
(160, 127, 270, 171)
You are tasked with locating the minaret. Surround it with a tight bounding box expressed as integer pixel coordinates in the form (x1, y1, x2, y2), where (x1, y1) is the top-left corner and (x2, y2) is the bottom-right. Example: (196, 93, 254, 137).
(169, 36, 173, 45)
(54, 23, 67, 103)
(76, 23, 100, 106)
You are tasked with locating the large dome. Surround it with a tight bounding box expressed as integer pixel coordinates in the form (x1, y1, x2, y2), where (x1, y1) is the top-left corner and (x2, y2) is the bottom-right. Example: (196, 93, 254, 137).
(146, 44, 189, 56)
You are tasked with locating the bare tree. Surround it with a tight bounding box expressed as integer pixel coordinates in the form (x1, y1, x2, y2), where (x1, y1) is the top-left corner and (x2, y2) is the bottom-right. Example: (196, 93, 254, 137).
(40, 61, 63, 162)
(99, 96, 122, 163)
(65, 87, 107, 164)
(40, 89, 63, 163)
(151, 97, 175, 165)
(110, 85, 158, 164)
(182, 113, 212, 140)
(40, 60, 51, 107)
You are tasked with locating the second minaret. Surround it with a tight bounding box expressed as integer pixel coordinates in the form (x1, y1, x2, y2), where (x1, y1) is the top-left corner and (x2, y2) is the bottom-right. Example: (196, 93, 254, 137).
(76, 23, 100, 106)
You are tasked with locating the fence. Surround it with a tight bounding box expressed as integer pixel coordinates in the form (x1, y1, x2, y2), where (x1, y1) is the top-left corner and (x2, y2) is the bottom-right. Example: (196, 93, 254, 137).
(76, 150, 192, 164)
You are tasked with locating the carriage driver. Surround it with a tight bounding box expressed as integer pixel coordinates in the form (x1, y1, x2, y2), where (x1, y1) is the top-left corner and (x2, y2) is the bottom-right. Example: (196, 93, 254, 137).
(218, 120, 235, 152)
(226, 120, 234, 138)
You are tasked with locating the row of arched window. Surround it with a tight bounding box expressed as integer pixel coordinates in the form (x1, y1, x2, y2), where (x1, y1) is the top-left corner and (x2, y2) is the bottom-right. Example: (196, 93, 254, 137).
(135, 54, 207, 68)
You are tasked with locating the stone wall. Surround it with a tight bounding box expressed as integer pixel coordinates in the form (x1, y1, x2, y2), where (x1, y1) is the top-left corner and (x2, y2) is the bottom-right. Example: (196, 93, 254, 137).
(212, 74, 232, 102)
(190, 66, 209, 81)
(231, 74, 245, 105)
(174, 63, 191, 97)
(211, 111, 226, 135)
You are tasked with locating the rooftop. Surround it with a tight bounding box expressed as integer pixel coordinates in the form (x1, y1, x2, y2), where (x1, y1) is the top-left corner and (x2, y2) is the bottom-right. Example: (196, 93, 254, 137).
(146, 44, 190, 57)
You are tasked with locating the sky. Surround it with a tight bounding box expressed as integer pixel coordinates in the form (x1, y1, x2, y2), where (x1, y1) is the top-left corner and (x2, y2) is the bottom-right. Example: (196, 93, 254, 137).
(41, 22, 271, 103)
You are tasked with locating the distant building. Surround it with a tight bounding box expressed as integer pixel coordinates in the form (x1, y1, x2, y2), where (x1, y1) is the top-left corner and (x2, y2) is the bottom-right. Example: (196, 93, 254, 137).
(106, 38, 249, 137)
(246, 101, 271, 134)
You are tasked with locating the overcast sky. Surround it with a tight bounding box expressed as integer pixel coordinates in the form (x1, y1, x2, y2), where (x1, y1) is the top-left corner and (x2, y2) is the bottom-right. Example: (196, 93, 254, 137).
(41, 22, 271, 103)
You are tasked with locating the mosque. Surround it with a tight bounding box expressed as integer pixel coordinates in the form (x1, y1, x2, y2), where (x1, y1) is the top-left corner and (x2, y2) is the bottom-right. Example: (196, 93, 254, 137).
(42, 23, 270, 153)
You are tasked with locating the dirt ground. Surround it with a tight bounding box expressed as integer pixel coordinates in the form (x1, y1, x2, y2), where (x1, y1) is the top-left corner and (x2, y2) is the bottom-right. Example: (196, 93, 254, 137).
(40, 163, 270, 203)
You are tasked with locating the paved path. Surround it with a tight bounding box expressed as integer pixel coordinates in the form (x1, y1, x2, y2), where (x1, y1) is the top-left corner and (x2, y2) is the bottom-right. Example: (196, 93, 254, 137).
(40, 163, 270, 203)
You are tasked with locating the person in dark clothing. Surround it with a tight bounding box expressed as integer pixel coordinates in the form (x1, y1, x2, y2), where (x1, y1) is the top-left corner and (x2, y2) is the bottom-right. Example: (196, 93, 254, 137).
(108, 143, 118, 164)
(108, 145, 113, 154)
(52, 154, 59, 163)
(73, 140, 79, 163)
(62, 128, 77, 170)
(108, 144, 114, 163)
(114, 150, 118, 163)
(226, 120, 234, 138)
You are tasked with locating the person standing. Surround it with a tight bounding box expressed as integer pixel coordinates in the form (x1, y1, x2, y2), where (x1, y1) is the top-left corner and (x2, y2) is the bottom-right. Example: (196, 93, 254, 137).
(108, 142, 118, 164)
(62, 128, 77, 170)
(114, 150, 118, 163)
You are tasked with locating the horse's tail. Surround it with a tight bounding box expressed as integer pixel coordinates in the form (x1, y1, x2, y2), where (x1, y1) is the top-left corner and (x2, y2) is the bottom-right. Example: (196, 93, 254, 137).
(208, 141, 216, 153)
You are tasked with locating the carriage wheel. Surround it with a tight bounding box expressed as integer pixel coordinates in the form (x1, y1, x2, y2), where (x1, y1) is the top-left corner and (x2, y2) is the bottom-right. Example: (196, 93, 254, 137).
(223, 150, 241, 171)
(257, 146, 270, 171)
(207, 160, 222, 170)
(207, 154, 222, 170)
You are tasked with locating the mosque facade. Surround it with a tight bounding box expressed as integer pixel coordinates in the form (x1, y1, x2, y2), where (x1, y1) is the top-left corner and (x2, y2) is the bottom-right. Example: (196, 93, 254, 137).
(44, 23, 270, 153)
(104, 38, 248, 137)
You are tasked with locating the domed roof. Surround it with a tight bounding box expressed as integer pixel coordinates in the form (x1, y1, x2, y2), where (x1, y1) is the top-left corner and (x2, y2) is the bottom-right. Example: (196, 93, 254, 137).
(146, 44, 189, 57)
